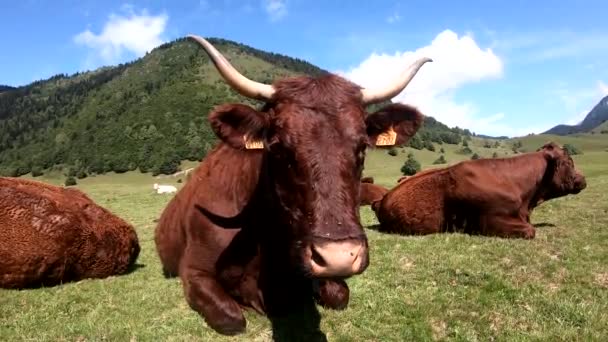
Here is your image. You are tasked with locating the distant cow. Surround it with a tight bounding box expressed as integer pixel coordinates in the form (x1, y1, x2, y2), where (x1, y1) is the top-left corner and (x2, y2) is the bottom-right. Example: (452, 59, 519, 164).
(359, 177, 389, 206)
(153, 183, 177, 194)
(154, 35, 430, 335)
(0, 177, 140, 289)
(373, 142, 586, 239)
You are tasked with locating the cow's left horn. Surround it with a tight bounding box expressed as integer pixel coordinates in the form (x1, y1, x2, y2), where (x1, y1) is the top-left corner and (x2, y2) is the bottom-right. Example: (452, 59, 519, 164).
(188, 34, 275, 101)
(360, 57, 433, 105)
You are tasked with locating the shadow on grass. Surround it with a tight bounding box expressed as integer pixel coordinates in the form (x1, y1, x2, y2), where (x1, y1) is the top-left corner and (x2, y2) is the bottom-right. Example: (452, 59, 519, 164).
(2, 262, 147, 291)
(534, 222, 557, 228)
(261, 275, 328, 342)
(126, 262, 146, 274)
(366, 223, 382, 231)
(267, 299, 327, 342)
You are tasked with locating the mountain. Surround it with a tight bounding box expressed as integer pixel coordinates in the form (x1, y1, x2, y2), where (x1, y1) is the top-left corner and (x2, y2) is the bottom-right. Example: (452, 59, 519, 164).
(543, 95, 608, 135)
(0, 85, 16, 93)
(0, 37, 467, 178)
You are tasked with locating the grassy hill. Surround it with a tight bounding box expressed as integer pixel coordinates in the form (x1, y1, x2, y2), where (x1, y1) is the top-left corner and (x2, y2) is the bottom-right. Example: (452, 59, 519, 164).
(0, 37, 468, 181)
(0, 37, 330, 178)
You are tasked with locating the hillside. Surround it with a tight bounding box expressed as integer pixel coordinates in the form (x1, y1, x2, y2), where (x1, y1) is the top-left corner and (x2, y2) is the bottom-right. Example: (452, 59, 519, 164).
(544, 95, 608, 135)
(0, 85, 16, 92)
(0, 37, 469, 178)
(592, 120, 608, 134)
(0, 37, 328, 177)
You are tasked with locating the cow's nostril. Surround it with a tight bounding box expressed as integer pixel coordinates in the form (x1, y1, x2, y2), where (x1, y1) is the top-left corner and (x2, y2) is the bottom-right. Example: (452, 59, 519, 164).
(310, 245, 327, 267)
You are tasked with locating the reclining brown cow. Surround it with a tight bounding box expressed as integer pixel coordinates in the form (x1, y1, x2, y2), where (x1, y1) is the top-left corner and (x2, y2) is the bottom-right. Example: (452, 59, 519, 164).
(0, 177, 140, 289)
(154, 35, 431, 335)
(372, 142, 586, 239)
(359, 176, 389, 206)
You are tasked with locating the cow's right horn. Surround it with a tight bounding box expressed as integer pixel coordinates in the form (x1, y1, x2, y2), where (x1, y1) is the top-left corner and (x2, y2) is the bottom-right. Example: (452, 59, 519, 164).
(188, 35, 275, 101)
(360, 57, 433, 105)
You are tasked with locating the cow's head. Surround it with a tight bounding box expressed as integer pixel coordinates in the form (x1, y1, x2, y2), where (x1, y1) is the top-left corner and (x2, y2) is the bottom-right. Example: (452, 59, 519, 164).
(539, 142, 587, 198)
(190, 35, 430, 279)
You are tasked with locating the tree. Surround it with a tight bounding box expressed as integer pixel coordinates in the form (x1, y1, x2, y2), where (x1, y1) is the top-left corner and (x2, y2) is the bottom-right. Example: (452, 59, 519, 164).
(401, 153, 421, 176)
(407, 135, 424, 150)
(433, 155, 447, 164)
(492, 152, 499, 158)
(462, 139, 469, 147)
(563, 143, 582, 155)
(423, 139, 435, 152)
(459, 146, 473, 155)
(511, 140, 523, 153)
(31, 166, 43, 177)
(471, 153, 481, 160)
(65, 176, 77, 186)
(76, 169, 88, 179)
(387, 147, 398, 156)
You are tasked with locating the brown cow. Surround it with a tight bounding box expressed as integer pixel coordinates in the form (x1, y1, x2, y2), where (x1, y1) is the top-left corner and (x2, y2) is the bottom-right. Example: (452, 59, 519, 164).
(359, 177, 389, 206)
(154, 35, 431, 335)
(373, 142, 586, 239)
(0, 177, 140, 289)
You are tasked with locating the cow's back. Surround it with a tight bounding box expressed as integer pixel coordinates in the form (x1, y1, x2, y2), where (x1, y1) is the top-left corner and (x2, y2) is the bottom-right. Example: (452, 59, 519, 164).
(0, 177, 140, 289)
(374, 168, 450, 235)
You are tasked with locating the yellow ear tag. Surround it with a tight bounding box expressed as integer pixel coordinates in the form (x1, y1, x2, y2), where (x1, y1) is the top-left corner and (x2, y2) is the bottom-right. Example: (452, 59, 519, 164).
(375, 127, 397, 146)
(244, 135, 264, 149)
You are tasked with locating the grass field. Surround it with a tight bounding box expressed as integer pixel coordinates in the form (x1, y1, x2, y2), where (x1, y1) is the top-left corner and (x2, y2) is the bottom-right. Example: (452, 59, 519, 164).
(1, 134, 608, 341)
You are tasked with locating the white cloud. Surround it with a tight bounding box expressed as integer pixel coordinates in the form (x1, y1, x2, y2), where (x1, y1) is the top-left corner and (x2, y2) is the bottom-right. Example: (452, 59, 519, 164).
(555, 80, 608, 125)
(566, 110, 588, 125)
(74, 7, 168, 64)
(387, 12, 401, 24)
(343, 29, 519, 136)
(599, 81, 608, 96)
(263, 0, 287, 21)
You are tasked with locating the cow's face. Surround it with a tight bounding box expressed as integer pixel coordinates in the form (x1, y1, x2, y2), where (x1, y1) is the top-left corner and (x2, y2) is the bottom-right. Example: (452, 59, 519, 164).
(540, 142, 587, 198)
(209, 93, 423, 279)
(191, 35, 431, 279)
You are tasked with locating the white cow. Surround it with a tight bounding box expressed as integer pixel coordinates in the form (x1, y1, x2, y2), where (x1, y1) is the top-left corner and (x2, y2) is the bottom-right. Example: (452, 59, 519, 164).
(153, 183, 177, 194)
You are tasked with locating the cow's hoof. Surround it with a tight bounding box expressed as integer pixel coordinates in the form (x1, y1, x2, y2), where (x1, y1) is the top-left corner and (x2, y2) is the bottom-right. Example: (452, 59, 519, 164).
(523, 228, 536, 239)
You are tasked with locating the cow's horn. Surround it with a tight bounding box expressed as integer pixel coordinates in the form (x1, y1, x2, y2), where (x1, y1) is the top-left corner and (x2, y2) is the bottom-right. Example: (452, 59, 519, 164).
(188, 34, 275, 101)
(360, 57, 433, 105)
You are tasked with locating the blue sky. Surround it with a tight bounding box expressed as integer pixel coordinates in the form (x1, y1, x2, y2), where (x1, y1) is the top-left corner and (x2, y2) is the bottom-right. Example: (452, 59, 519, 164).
(2, 0, 608, 137)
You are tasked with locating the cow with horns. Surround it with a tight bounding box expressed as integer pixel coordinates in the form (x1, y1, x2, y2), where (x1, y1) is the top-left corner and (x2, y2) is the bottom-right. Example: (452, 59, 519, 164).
(154, 35, 432, 335)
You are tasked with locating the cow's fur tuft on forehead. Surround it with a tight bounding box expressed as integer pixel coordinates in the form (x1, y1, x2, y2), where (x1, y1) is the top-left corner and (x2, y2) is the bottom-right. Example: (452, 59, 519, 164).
(270, 74, 364, 111)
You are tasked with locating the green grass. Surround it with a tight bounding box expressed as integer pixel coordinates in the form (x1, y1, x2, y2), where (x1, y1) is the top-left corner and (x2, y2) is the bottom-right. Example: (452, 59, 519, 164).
(2, 134, 608, 341)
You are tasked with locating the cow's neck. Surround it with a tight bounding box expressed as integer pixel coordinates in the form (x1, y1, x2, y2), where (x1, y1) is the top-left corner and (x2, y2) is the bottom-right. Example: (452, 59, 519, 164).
(529, 156, 556, 209)
(506, 152, 552, 210)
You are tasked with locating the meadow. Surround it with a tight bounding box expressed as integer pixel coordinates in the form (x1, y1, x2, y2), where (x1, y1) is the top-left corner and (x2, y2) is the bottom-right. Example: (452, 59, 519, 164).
(1, 134, 608, 341)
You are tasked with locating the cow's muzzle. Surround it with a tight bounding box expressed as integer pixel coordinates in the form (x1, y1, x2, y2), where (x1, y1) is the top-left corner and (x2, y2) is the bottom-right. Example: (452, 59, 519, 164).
(305, 238, 369, 278)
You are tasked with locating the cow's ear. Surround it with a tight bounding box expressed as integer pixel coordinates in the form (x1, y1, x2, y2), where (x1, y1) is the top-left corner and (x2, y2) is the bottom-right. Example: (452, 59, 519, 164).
(538, 142, 562, 160)
(365, 103, 424, 148)
(209, 104, 269, 150)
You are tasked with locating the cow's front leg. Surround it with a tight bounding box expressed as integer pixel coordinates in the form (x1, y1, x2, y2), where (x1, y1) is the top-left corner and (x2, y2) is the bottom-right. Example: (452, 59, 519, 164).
(481, 213, 536, 239)
(313, 278, 350, 310)
(180, 263, 246, 335)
